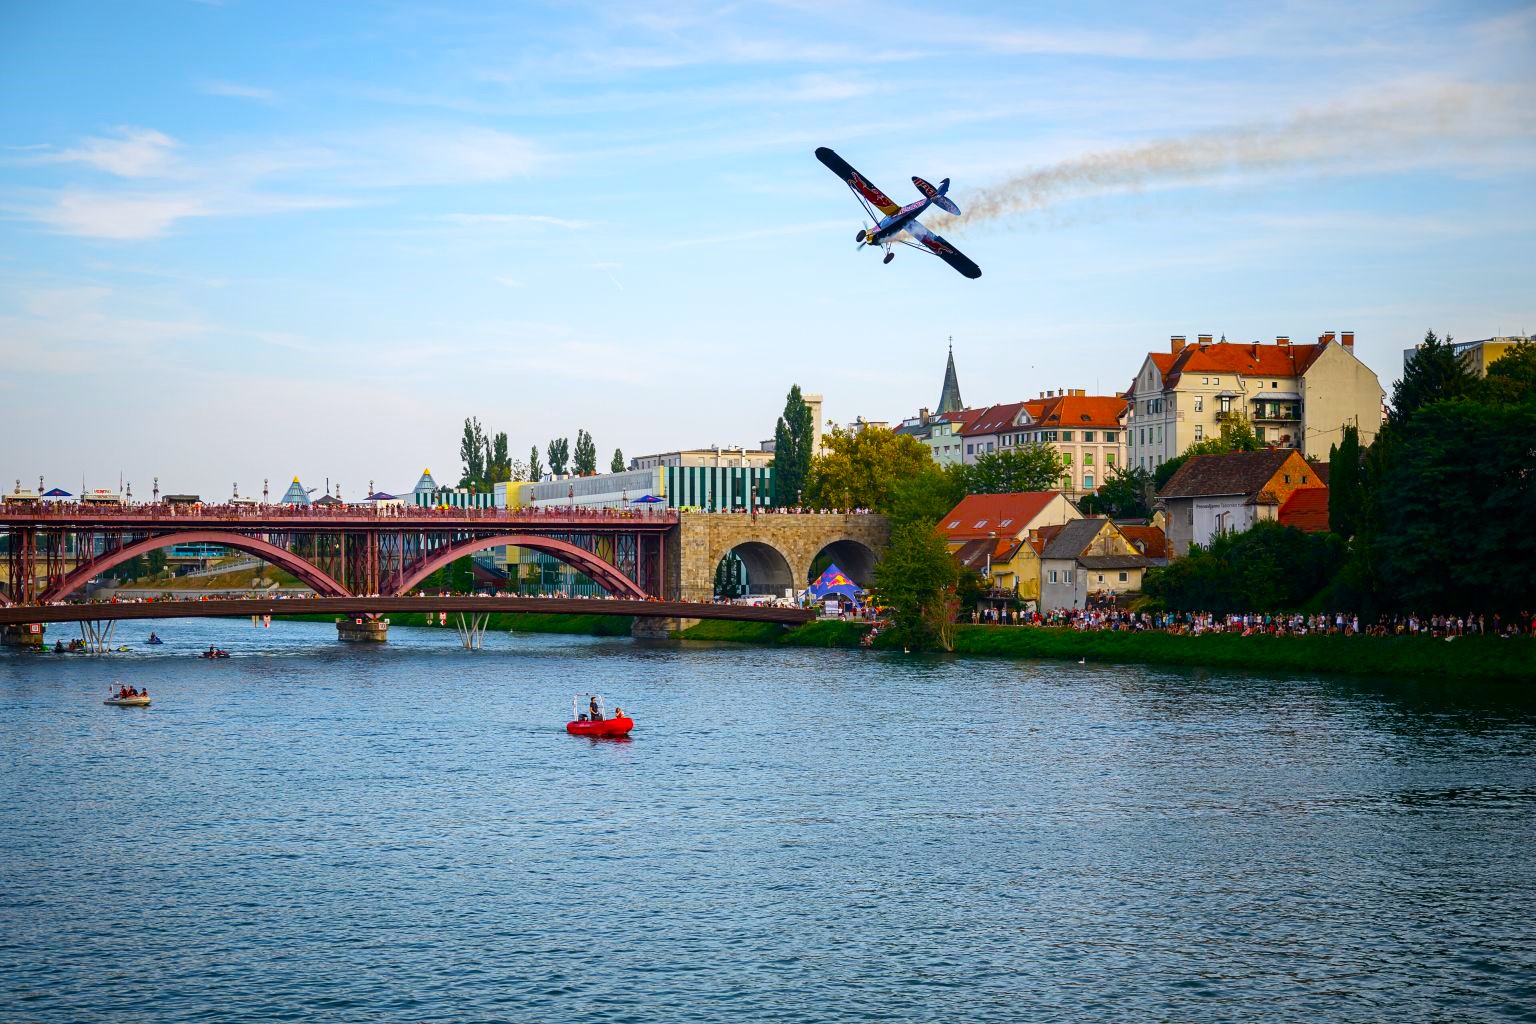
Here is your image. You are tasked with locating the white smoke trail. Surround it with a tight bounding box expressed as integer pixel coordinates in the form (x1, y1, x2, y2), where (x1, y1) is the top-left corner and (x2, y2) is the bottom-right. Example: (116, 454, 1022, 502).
(926, 83, 1534, 235)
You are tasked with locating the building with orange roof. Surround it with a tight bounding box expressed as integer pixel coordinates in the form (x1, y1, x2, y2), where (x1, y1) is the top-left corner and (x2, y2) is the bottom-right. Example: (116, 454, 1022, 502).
(1125, 332, 1384, 474)
(1277, 485, 1330, 533)
(938, 491, 1081, 605)
(1157, 449, 1324, 554)
(955, 389, 1129, 498)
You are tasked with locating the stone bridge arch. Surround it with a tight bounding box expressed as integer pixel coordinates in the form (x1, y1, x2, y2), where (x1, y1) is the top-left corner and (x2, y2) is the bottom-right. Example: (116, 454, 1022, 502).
(672, 512, 889, 602)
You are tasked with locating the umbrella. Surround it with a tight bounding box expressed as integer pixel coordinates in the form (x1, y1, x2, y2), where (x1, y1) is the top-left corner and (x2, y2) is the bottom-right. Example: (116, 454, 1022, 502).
(42, 487, 72, 497)
(365, 491, 397, 501)
(630, 494, 664, 504)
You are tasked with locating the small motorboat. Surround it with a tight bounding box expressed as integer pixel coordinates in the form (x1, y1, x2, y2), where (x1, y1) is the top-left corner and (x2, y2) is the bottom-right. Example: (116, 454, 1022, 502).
(104, 695, 151, 706)
(566, 693, 633, 737)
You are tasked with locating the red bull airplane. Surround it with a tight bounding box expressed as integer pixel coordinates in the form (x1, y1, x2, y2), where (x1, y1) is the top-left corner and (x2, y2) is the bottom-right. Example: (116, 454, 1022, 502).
(815, 146, 981, 279)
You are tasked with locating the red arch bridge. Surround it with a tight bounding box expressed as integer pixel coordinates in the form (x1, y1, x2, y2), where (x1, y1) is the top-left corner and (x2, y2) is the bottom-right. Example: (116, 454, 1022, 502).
(0, 505, 679, 607)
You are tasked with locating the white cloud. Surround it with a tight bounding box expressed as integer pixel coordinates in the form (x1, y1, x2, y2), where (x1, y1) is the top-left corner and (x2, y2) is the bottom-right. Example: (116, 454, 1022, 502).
(23, 188, 355, 239)
(199, 80, 278, 103)
(439, 213, 591, 229)
(40, 127, 180, 178)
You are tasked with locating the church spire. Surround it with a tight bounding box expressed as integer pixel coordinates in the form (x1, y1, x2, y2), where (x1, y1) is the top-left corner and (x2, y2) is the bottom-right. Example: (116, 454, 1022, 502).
(937, 336, 963, 414)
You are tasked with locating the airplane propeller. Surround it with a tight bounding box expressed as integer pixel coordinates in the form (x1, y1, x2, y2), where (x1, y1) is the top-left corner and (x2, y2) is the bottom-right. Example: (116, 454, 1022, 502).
(856, 224, 870, 248)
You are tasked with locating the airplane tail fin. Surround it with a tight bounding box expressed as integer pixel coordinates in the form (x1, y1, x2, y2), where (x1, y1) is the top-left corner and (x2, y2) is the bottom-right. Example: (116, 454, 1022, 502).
(914, 176, 961, 215)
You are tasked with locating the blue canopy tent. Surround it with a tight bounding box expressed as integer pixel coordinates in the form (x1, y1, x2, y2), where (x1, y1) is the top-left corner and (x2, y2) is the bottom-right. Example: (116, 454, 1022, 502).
(630, 494, 664, 504)
(806, 563, 865, 603)
(41, 487, 72, 498)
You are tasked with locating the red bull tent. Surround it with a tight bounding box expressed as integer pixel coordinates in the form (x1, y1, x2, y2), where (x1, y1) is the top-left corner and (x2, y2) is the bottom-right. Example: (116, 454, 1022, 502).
(806, 564, 864, 601)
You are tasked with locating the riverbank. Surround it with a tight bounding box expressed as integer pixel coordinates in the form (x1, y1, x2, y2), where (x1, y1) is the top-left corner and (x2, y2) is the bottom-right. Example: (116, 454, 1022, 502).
(677, 618, 1536, 683)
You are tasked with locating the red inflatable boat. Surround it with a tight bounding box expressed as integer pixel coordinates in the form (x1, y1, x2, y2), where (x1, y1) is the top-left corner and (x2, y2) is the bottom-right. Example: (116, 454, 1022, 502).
(567, 693, 633, 737)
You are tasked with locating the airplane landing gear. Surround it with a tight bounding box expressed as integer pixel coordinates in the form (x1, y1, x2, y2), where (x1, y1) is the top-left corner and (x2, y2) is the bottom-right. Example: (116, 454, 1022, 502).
(883, 251, 895, 265)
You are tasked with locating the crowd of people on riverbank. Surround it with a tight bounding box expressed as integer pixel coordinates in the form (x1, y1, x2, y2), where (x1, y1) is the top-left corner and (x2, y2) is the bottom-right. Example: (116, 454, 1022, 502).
(970, 606, 1536, 638)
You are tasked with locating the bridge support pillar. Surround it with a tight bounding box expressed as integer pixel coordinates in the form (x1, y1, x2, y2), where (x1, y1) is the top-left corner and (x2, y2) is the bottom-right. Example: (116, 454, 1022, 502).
(1, 623, 45, 648)
(631, 616, 695, 639)
(454, 612, 489, 650)
(336, 615, 389, 642)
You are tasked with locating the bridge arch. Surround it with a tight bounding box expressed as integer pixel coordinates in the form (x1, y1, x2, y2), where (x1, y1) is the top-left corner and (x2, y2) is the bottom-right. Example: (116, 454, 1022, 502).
(807, 537, 879, 588)
(392, 534, 647, 599)
(38, 530, 351, 604)
(714, 540, 796, 598)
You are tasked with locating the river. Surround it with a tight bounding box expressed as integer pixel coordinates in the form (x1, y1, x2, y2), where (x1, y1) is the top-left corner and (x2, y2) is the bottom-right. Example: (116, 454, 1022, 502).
(2, 617, 1533, 1022)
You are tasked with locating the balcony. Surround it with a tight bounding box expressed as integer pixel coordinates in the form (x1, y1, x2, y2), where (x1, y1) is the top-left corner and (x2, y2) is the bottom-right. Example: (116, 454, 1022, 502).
(1250, 392, 1301, 422)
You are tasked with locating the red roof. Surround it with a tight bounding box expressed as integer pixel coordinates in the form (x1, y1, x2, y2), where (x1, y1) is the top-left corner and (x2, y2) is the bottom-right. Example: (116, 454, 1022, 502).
(1278, 486, 1330, 533)
(940, 492, 1063, 541)
(959, 402, 1026, 437)
(1116, 524, 1168, 558)
(1163, 341, 1328, 387)
(1032, 394, 1128, 429)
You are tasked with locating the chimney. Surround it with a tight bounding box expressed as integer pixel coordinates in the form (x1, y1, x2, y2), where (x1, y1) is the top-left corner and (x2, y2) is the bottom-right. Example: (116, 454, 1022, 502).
(1171, 335, 1186, 354)
(1341, 331, 1354, 348)
(1319, 331, 1336, 345)
(1276, 335, 1290, 346)
(1198, 334, 1213, 348)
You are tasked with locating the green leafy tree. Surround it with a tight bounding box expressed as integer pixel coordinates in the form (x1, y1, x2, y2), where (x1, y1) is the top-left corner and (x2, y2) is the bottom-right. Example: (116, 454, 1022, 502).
(803, 425, 934, 513)
(459, 417, 488, 487)
(1373, 397, 1536, 613)
(547, 437, 570, 476)
(145, 547, 168, 576)
(1482, 340, 1536, 406)
(1143, 522, 1346, 614)
(887, 463, 966, 529)
(611, 449, 625, 473)
(1327, 424, 1362, 541)
(529, 446, 544, 481)
(771, 385, 815, 506)
(1391, 330, 1477, 425)
(573, 429, 597, 475)
(1078, 465, 1152, 518)
(488, 432, 512, 483)
(959, 444, 1063, 495)
(873, 520, 961, 651)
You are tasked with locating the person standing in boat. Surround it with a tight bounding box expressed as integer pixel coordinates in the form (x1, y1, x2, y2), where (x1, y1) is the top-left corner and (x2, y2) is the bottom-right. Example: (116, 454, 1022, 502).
(589, 696, 603, 721)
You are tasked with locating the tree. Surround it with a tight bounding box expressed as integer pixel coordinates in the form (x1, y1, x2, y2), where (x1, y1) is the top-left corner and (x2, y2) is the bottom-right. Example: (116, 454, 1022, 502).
(1483, 340, 1536, 406)
(1327, 423, 1363, 541)
(573, 429, 597, 475)
(1391, 330, 1477, 425)
(547, 437, 570, 476)
(874, 521, 960, 650)
(1143, 522, 1346, 614)
(145, 547, 168, 577)
(611, 449, 626, 474)
(771, 385, 815, 506)
(529, 446, 544, 481)
(459, 417, 488, 487)
(1078, 465, 1152, 518)
(803, 425, 934, 513)
(887, 463, 966, 529)
(959, 444, 1063, 495)
(488, 432, 512, 483)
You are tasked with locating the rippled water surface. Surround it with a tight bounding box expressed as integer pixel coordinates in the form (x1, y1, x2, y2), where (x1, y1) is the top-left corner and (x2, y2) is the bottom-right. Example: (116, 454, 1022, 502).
(3, 618, 1535, 1022)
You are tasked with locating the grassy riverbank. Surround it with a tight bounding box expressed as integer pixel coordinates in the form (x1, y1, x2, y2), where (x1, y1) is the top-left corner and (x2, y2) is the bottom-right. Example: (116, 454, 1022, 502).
(677, 618, 1535, 683)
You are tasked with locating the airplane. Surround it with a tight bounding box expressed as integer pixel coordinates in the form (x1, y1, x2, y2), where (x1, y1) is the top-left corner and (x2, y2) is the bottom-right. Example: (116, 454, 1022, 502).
(815, 146, 981, 279)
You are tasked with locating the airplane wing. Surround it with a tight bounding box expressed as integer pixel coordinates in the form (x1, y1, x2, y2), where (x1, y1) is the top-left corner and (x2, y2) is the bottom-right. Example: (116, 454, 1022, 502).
(903, 218, 982, 279)
(815, 147, 901, 217)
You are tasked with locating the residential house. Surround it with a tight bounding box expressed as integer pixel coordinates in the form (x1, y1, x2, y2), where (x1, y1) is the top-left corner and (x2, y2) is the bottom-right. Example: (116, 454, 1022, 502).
(1125, 332, 1384, 474)
(958, 402, 1029, 463)
(1157, 449, 1325, 555)
(1014, 390, 1129, 496)
(1034, 518, 1160, 610)
(939, 491, 1082, 604)
(896, 407, 976, 466)
(1278, 486, 1330, 533)
(1402, 334, 1532, 378)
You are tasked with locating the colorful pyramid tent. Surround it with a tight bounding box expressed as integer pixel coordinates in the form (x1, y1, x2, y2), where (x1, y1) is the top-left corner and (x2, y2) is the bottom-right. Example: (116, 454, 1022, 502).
(806, 563, 864, 600)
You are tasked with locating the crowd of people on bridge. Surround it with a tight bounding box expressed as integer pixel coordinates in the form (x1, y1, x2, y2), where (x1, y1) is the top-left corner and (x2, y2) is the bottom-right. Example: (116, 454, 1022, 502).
(5, 500, 676, 523)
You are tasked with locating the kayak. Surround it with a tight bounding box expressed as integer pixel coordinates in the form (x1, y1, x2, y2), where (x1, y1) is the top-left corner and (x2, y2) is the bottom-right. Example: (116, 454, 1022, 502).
(104, 696, 151, 706)
(566, 715, 634, 738)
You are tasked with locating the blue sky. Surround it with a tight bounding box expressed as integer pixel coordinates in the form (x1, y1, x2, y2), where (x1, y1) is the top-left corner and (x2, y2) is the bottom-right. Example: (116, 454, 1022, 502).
(2, 0, 1533, 497)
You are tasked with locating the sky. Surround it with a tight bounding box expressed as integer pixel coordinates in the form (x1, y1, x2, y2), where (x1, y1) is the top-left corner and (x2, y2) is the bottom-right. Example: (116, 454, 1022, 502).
(2, 0, 1533, 498)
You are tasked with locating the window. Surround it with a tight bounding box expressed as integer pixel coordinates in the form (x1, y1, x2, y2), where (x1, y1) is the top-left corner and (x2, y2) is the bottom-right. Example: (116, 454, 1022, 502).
(1301, 475, 1308, 484)
(1202, 376, 1209, 385)
(1187, 507, 1194, 524)
(1106, 452, 1116, 465)
(1082, 431, 1095, 442)
(947, 521, 960, 529)
(1212, 377, 1220, 386)
(966, 443, 974, 455)
(1283, 474, 1290, 484)
(986, 442, 995, 452)
(1061, 430, 1074, 441)
(999, 518, 1013, 527)
(1256, 427, 1265, 442)
(1049, 570, 1058, 584)
(1061, 475, 1072, 491)
(1062, 452, 1073, 466)
(1065, 570, 1074, 583)
(974, 519, 989, 528)
(1194, 424, 1204, 440)
(1272, 381, 1278, 388)
(1139, 429, 1145, 444)
(1098, 574, 1105, 584)
(1219, 397, 1232, 413)
(1156, 425, 1163, 443)
(1084, 453, 1094, 466)
(1083, 473, 1095, 489)
(1119, 572, 1128, 582)
(1194, 396, 1203, 412)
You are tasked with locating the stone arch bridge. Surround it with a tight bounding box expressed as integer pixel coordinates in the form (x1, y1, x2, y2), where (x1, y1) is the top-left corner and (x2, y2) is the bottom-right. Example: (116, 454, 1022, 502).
(670, 512, 889, 602)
